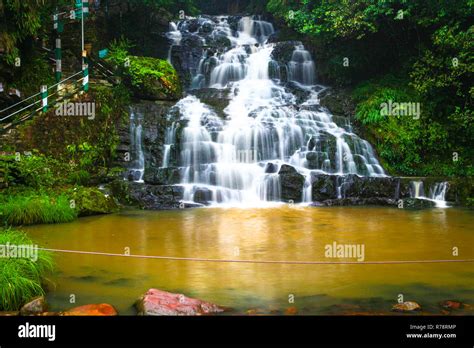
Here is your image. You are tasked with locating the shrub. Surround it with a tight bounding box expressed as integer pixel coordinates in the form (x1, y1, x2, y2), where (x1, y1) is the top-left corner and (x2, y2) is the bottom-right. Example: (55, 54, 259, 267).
(0, 228, 53, 311)
(0, 193, 77, 226)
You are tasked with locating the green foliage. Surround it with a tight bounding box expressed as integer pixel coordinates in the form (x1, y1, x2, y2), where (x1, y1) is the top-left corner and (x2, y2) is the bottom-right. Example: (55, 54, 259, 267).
(0, 153, 68, 189)
(107, 42, 182, 99)
(67, 186, 119, 217)
(267, 0, 473, 177)
(0, 193, 77, 226)
(107, 37, 135, 67)
(0, 227, 53, 311)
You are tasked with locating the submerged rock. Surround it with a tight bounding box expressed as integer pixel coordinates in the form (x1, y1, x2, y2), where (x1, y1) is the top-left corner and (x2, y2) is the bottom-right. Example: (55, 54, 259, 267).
(20, 296, 47, 315)
(313, 197, 396, 207)
(392, 301, 421, 312)
(401, 198, 436, 209)
(440, 300, 463, 310)
(63, 303, 118, 316)
(136, 289, 225, 316)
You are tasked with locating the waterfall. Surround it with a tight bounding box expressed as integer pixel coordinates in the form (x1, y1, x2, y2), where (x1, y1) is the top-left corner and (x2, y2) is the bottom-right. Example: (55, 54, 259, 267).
(410, 180, 449, 208)
(129, 109, 145, 183)
(166, 22, 182, 63)
(429, 182, 449, 208)
(410, 181, 425, 198)
(164, 16, 385, 206)
(288, 44, 316, 86)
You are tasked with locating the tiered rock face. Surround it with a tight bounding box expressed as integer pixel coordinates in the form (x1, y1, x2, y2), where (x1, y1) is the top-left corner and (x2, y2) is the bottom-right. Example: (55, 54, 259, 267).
(113, 15, 457, 209)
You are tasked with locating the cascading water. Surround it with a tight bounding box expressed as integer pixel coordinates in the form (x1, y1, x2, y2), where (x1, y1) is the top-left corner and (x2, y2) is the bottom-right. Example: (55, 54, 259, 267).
(128, 108, 145, 183)
(410, 181, 425, 199)
(410, 180, 449, 208)
(163, 16, 385, 206)
(288, 45, 316, 86)
(166, 22, 182, 63)
(429, 182, 449, 208)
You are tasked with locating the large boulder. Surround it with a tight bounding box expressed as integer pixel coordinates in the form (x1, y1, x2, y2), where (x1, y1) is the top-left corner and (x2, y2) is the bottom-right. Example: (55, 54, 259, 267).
(71, 187, 119, 216)
(392, 301, 421, 312)
(279, 164, 305, 202)
(20, 296, 47, 315)
(122, 182, 185, 210)
(310, 174, 338, 201)
(136, 289, 225, 316)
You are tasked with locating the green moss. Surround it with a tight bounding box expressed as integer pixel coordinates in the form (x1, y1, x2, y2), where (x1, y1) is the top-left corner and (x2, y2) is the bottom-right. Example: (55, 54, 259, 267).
(107, 40, 182, 100)
(0, 228, 54, 310)
(69, 186, 119, 217)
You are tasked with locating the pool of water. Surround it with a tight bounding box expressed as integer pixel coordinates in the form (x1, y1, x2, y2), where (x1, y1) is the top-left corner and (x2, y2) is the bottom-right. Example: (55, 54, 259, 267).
(24, 206, 474, 315)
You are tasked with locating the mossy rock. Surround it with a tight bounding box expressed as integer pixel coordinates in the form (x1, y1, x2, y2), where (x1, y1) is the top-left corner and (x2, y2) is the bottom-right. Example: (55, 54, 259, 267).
(72, 187, 119, 216)
(122, 56, 182, 101)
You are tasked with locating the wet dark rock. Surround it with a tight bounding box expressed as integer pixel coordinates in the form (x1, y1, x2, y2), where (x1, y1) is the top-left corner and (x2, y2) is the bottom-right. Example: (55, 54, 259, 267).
(227, 16, 242, 32)
(267, 31, 280, 44)
(189, 88, 232, 116)
(264, 162, 278, 174)
(271, 41, 301, 65)
(199, 21, 214, 34)
(310, 174, 338, 201)
(108, 181, 185, 210)
(318, 88, 356, 120)
(170, 33, 204, 87)
(401, 198, 436, 209)
(279, 164, 305, 203)
(206, 34, 232, 50)
(136, 288, 225, 316)
(339, 175, 400, 199)
(193, 187, 213, 204)
(20, 297, 47, 315)
(144, 167, 181, 185)
(312, 197, 397, 207)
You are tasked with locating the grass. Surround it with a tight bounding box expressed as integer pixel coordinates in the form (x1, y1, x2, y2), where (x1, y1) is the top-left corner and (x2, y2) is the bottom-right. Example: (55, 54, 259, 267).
(0, 193, 78, 226)
(0, 228, 54, 311)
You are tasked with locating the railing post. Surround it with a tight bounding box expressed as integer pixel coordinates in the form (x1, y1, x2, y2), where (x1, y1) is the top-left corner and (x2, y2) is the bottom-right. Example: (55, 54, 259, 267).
(40, 85, 48, 112)
(55, 38, 62, 83)
(82, 64, 89, 92)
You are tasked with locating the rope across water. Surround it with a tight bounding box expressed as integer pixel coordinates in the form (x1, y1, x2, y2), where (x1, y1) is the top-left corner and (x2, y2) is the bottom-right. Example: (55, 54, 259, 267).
(23, 246, 474, 265)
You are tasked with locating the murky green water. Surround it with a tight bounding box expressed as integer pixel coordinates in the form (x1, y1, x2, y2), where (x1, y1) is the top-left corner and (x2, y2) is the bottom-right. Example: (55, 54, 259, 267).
(25, 206, 474, 315)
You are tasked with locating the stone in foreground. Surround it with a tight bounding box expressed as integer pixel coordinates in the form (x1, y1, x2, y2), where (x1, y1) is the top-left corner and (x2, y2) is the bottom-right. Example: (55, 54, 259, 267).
(136, 289, 225, 316)
(63, 303, 118, 316)
(440, 300, 463, 310)
(20, 296, 47, 315)
(392, 301, 421, 312)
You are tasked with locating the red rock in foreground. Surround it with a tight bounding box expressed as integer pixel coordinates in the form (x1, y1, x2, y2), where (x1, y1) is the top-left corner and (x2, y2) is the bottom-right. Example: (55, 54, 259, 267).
(63, 303, 118, 316)
(136, 289, 225, 316)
